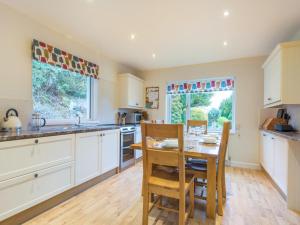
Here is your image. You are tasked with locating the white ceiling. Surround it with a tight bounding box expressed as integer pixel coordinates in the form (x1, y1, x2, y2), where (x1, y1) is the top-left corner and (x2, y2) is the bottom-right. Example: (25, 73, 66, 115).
(1, 0, 300, 70)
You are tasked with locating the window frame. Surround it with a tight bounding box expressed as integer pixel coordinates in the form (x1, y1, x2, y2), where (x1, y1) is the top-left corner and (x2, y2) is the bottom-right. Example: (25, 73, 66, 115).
(32, 61, 94, 125)
(166, 78, 236, 133)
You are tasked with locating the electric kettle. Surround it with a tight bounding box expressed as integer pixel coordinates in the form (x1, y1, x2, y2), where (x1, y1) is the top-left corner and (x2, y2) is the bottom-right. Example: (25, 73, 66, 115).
(2, 108, 22, 130)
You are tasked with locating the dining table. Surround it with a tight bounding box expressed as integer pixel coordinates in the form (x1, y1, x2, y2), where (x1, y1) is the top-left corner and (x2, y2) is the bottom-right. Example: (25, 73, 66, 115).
(130, 134, 220, 219)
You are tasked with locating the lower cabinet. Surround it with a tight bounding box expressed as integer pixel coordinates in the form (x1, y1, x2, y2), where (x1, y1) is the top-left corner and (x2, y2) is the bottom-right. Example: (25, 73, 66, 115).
(0, 129, 120, 222)
(100, 130, 120, 174)
(260, 131, 288, 195)
(0, 162, 74, 221)
(75, 132, 101, 185)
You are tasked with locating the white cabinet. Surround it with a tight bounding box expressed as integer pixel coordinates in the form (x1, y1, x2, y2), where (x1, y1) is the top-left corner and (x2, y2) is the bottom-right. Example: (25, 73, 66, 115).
(263, 40, 300, 107)
(135, 126, 142, 159)
(273, 136, 288, 194)
(75, 129, 120, 181)
(75, 132, 101, 185)
(118, 73, 144, 109)
(100, 129, 120, 174)
(260, 131, 288, 195)
(0, 134, 75, 182)
(0, 162, 74, 221)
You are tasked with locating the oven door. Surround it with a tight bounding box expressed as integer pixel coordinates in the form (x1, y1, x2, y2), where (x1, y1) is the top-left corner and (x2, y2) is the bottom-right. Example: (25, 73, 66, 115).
(120, 131, 135, 169)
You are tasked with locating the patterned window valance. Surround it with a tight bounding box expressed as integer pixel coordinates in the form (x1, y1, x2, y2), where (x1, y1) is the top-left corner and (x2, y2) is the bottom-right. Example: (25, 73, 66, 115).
(167, 78, 234, 94)
(32, 39, 99, 79)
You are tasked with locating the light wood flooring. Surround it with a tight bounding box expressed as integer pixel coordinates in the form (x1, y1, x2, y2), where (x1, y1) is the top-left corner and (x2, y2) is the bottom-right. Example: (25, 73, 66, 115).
(25, 163, 300, 225)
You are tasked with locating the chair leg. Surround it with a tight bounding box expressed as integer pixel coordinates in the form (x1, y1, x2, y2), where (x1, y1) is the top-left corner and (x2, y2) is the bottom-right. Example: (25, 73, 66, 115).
(143, 188, 149, 225)
(179, 195, 186, 225)
(222, 171, 226, 199)
(189, 181, 195, 218)
(217, 177, 223, 216)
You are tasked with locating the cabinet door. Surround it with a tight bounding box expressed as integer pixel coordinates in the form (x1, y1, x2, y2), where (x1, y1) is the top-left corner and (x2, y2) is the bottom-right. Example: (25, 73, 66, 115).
(0, 135, 75, 182)
(264, 134, 275, 176)
(0, 162, 74, 221)
(260, 132, 267, 167)
(264, 51, 281, 105)
(273, 137, 288, 195)
(127, 77, 139, 108)
(75, 132, 100, 185)
(101, 130, 120, 174)
(137, 79, 144, 108)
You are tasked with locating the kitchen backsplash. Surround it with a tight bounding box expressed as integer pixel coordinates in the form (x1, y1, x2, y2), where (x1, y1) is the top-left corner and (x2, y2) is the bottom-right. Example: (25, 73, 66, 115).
(0, 98, 33, 128)
(286, 105, 300, 131)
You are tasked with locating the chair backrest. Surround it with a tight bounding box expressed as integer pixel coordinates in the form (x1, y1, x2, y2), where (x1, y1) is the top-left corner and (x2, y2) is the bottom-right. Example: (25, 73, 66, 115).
(217, 121, 230, 175)
(151, 119, 165, 124)
(141, 123, 185, 189)
(187, 120, 208, 134)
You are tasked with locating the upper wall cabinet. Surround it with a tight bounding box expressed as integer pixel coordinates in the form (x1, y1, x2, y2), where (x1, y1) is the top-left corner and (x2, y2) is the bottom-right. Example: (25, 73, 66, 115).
(263, 40, 300, 107)
(118, 73, 144, 109)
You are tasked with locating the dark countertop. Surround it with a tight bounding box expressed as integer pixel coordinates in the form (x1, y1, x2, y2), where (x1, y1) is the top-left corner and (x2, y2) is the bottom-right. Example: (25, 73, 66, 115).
(0, 125, 121, 142)
(261, 129, 300, 142)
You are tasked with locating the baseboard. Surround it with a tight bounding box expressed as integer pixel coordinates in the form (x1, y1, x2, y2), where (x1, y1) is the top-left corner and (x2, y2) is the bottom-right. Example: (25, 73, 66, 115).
(228, 160, 261, 170)
(0, 167, 119, 225)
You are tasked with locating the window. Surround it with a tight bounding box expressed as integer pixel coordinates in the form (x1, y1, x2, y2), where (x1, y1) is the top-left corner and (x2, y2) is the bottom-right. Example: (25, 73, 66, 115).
(32, 60, 91, 120)
(167, 78, 235, 132)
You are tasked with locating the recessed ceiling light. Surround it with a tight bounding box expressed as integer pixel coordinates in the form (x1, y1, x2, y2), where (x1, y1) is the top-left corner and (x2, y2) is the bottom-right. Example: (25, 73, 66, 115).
(224, 10, 230, 17)
(130, 33, 136, 40)
(223, 41, 228, 46)
(152, 53, 156, 59)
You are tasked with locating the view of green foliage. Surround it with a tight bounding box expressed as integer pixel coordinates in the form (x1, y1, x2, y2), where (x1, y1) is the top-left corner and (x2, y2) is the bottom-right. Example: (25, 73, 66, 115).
(32, 60, 90, 119)
(170, 94, 186, 124)
(170, 91, 233, 130)
(219, 97, 233, 120)
(190, 93, 213, 107)
(190, 108, 207, 120)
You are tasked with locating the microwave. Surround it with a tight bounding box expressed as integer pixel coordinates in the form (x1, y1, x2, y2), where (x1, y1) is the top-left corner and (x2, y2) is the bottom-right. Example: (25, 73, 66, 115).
(134, 112, 142, 124)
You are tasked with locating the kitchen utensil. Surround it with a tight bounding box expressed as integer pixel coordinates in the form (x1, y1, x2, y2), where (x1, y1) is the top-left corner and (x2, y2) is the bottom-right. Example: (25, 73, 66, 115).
(31, 112, 46, 130)
(277, 108, 286, 118)
(274, 124, 295, 132)
(1, 108, 22, 130)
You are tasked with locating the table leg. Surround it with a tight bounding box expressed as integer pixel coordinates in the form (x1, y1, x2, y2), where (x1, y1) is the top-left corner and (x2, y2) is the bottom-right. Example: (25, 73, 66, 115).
(206, 157, 216, 219)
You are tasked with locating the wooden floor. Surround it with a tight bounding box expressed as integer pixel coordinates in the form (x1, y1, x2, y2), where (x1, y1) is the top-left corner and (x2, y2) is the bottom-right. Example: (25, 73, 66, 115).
(25, 163, 300, 225)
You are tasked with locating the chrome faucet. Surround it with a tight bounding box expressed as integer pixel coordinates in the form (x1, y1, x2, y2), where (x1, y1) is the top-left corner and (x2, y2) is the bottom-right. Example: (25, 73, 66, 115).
(75, 113, 81, 126)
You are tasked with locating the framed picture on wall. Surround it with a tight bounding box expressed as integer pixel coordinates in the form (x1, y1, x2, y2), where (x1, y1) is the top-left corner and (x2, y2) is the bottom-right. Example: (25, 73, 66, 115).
(145, 87, 159, 109)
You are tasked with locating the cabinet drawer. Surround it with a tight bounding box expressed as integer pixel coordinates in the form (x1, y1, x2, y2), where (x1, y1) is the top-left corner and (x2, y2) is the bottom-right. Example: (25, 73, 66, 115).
(0, 162, 74, 221)
(0, 134, 75, 181)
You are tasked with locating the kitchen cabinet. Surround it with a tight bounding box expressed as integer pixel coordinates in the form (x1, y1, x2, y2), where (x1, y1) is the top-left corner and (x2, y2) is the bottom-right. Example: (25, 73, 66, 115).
(75, 129, 120, 182)
(260, 131, 288, 195)
(75, 132, 101, 185)
(135, 126, 142, 159)
(0, 162, 74, 221)
(0, 134, 75, 182)
(100, 129, 120, 174)
(118, 73, 144, 109)
(263, 40, 300, 107)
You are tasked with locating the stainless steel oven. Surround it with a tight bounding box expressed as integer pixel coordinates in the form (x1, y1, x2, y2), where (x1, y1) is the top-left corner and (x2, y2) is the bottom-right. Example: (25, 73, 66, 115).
(120, 126, 136, 170)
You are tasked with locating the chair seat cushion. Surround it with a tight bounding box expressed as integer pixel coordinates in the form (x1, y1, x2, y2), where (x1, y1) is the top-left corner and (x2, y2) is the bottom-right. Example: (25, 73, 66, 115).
(187, 158, 208, 165)
(186, 163, 207, 172)
(149, 168, 194, 190)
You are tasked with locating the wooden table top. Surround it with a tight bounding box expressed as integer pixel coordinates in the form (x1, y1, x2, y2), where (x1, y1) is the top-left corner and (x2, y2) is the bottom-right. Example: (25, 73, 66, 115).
(130, 135, 220, 159)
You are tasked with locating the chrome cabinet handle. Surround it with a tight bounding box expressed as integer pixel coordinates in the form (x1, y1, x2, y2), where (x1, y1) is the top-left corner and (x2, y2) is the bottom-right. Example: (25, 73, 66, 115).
(34, 173, 38, 178)
(35, 139, 39, 144)
(267, 97, 272, 101)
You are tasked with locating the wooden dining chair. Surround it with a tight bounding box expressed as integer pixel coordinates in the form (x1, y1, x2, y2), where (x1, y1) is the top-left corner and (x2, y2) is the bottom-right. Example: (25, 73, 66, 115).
(187, 120, 208, 134)
(186, 121, 230, 216)
(141, 123, 195, 225)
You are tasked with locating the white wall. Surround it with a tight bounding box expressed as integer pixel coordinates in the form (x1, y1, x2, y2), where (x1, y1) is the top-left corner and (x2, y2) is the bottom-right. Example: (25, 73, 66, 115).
(0, 3, 138, 126)
(141, 56, 266, 167)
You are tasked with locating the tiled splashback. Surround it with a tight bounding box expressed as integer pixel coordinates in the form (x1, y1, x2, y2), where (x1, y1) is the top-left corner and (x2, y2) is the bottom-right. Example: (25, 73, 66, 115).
(286, 105, 300, 131)
(0, 99, 33, 129)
